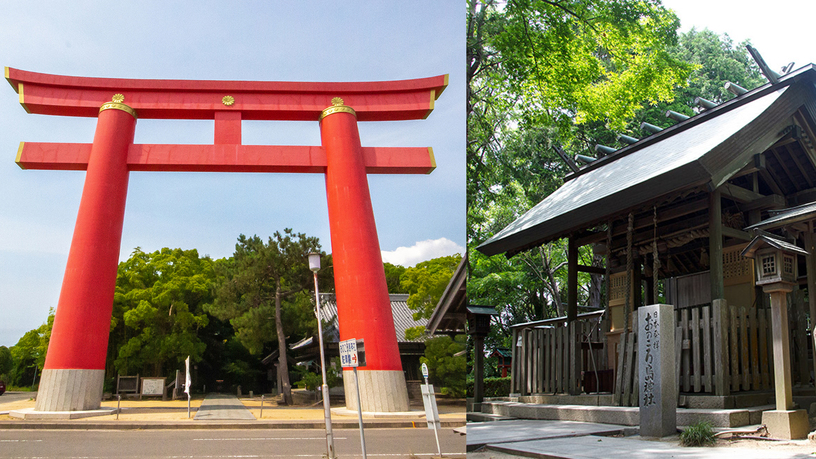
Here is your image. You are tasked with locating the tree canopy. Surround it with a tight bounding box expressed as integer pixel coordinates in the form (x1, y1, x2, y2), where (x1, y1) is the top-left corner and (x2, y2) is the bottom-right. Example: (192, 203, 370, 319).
(467, 0, 769, 359)
(207, 229, 325, 405)
(110, 248, 213, 377)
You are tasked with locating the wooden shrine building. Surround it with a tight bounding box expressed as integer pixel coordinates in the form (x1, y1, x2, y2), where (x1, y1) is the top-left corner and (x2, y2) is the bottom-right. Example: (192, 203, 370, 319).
(477, 64, 816, 406)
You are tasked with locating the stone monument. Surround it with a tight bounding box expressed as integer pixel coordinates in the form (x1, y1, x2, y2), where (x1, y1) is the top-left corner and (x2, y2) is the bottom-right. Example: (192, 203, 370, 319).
(638, 304, 676, 438)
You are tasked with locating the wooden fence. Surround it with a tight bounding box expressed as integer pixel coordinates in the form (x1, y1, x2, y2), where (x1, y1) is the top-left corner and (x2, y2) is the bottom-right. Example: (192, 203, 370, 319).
(509, 299, 812, 406)
(510, 315, 605, 396)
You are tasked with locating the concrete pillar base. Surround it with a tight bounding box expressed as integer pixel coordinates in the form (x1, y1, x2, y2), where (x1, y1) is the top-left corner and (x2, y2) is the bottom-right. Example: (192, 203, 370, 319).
(35, 369, 105, 411)
(343, 369, 408, 412)
(761, 409, 810, 440)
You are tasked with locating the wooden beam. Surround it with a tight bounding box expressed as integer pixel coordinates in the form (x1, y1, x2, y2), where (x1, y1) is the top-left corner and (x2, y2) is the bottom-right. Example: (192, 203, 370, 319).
(722, 226, 752, 241)
(568, 237, 578, 323)
(720, 183, 765, 203)
(575, 195, 709, 246)
(578, 264, 606, 275)
(740, 193, 786, 212)
(720, 182, 784, 211)
(793, 110, 816, 171)
(710, 190, 724, 300)
(770, 147, 799, 188)
(784, 143, 814, 188)
(730, 154, 765, 179)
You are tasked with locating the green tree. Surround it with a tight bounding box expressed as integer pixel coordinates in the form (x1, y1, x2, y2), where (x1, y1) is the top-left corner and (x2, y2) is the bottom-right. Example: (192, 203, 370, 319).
(0, 346, 11, 381)
(399, 254, 461, 339)
(208, 230, 324, 405)
(7, 312, 52, 388)
(420, 335, 467, 397)
(629, 28, 765, 137)
(383, 262, 408, 293)
(468, 0, 693, 239)
(110, 248, 213, 377)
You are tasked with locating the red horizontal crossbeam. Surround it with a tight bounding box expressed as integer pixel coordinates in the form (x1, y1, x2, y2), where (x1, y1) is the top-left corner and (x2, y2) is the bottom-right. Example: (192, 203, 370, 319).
(15, 142, 436, 174)
(5, 67, 447, 121)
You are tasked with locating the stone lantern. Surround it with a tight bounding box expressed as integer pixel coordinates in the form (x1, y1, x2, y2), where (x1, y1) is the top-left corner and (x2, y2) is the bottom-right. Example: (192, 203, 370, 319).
(741, 234, 809, 439)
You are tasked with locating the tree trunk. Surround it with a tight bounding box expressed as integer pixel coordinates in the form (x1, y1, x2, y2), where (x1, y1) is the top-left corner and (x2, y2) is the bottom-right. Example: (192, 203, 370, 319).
(589, 251, 603, 309)
(541, 247, 565, 317)
(275, 280, 293, 405)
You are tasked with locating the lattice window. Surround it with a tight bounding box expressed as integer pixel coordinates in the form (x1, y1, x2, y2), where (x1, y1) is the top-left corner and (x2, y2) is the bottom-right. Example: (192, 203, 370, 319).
(610, 273, 626, 302)
(784, 255, 794, 276)
(762, 255, 776, 277)
(723, 248, 752, 280)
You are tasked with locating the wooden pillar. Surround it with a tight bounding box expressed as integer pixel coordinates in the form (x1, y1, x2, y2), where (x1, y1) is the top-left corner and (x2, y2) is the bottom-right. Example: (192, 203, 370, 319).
(474, 333, 486, 404)
(806, 222, 816, 394)
(568, 237, 578, 323)
(709, 190, 724, 300)
(633, 258, 643, 312)
(510, 328, 518, 393)
(768, 288, 795, 410)
(713, 299, 730, 396)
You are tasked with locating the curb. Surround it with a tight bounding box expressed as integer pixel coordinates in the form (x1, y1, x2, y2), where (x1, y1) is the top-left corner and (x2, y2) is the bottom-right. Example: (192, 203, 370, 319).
(0, 420, 466, 430)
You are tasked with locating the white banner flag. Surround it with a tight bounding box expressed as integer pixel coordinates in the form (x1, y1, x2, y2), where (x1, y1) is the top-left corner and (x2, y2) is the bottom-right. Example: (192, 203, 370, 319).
(184, 356, 191, 395)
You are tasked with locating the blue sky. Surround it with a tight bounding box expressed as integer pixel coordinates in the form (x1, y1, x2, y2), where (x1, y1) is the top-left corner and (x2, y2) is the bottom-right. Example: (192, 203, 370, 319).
(0, 2, 465, 346)
(662, 0, 816, 73)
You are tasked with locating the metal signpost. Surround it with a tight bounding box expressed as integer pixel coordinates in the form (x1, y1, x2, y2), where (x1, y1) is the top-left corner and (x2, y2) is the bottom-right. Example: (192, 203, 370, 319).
(340, 338, 367, 459)
(185, 356, 191, 419)
(420, 362, 442, 457)
(309, 253, 336, 459)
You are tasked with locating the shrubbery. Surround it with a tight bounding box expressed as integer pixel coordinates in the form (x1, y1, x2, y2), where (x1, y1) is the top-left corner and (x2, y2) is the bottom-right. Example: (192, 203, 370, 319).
(467, 376, 511, 398)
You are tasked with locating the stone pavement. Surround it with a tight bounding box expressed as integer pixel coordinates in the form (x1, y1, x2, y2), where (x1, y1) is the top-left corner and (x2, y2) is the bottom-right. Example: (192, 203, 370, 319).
(0, 391, 466, 430)
(193, 393, 255, 420)
(468, 419, 816, 458)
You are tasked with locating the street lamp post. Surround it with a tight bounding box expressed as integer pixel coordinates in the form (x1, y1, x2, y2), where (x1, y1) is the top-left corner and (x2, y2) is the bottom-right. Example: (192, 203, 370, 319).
(309, 253, 336, 459)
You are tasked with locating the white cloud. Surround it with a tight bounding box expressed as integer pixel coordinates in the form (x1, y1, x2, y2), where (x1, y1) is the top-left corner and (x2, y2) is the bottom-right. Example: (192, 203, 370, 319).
(381, 238, 464, 267)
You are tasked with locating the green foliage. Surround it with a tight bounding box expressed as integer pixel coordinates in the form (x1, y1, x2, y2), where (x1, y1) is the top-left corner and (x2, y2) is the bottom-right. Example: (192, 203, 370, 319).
(207, 230, 323, 355)
(0, 346, 11, 380)
(326, 357, 342, 389)
(467, 2, 767, 366)
(207, 229, 325, 405)
(466, 376, 511, 398)
(301, 372, 322, 392)
(680, 421, 716, 447)
(7, 311, 52, 386)
(111, 248, 213, 376)
(400, 254, 462, 323)
(420, 335, 466, 397)
(383, 262, 408, 293)
(628, 28, 765, 137)
(403, 326, 425, 341)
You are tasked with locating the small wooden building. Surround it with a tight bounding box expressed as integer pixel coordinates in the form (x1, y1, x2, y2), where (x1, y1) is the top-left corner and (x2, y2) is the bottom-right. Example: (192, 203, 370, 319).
(492, 349, 513, 378)
(477, 65, 816, 406)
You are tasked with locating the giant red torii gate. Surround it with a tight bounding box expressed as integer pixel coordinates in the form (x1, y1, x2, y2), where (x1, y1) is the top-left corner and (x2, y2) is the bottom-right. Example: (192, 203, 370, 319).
(6, 67, 447, 413)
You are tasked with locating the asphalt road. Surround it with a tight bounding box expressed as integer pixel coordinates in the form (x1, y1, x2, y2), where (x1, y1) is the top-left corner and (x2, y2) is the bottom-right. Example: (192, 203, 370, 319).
(0, 392, 36, 406)
(0, 427, 466, 458)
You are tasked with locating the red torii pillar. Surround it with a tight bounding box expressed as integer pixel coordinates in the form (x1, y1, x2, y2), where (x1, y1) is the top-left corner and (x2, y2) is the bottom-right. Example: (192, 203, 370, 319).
(6, 67, 447, 413)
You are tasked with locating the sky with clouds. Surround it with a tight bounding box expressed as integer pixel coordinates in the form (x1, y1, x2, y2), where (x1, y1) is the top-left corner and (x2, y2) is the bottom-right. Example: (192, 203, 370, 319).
(0, 1, 464, 346)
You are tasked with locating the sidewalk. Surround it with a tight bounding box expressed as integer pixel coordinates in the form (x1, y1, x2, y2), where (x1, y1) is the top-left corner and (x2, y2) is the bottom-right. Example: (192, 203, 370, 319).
(467, 419, 816, 458)
(0, 392, 466, 430)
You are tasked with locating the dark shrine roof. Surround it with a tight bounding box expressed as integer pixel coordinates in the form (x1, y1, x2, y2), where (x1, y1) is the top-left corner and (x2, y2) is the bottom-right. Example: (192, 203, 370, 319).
(477, 65, 816, 257)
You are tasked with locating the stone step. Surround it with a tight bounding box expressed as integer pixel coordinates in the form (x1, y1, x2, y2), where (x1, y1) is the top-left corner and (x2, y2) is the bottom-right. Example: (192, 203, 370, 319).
(480, 400, 769, 428)
(467, 411, 515, 422)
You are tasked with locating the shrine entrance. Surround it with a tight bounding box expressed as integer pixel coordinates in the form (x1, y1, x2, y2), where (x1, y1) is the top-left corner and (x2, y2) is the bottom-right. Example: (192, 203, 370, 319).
(5, 67, 447, 413)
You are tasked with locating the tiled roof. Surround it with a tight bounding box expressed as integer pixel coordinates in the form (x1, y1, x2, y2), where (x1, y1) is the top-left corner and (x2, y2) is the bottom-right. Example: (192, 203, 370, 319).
(318, 293, 428, 343)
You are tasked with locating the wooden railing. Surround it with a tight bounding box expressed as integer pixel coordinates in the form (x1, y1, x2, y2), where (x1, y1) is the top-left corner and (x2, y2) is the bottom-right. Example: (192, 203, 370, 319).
(510, 311, 605, 396)
(509, 300, 812, 404)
